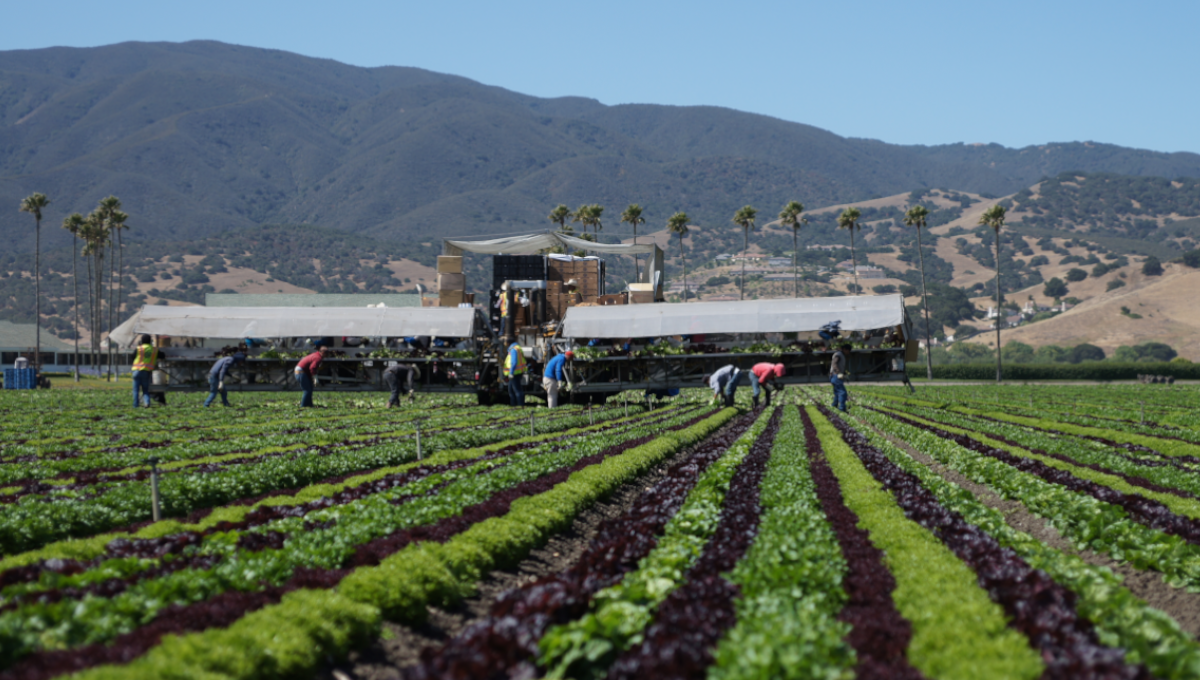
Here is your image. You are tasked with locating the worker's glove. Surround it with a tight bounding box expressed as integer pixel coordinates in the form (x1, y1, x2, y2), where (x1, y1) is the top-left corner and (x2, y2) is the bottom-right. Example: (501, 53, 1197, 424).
(566, 381, 574, 391)
(218, 381, 224, 391)
(837, 374, 845, 380)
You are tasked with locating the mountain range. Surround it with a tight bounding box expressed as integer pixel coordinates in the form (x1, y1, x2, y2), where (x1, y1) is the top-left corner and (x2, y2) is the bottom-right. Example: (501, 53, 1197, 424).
(4, 40, 1200, 253)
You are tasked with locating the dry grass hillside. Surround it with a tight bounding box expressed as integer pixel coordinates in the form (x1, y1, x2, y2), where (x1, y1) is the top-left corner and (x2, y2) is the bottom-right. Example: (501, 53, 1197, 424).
(981, 263, 1200, 360)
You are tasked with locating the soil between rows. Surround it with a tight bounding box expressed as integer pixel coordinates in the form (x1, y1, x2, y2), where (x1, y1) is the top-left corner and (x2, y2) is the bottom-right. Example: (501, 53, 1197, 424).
(867, 419, 1200, 638)
(318, 416, 740, 680)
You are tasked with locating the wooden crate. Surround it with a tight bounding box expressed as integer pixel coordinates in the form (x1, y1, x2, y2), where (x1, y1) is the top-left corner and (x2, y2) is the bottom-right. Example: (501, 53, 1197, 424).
(436, 256, 463, 274)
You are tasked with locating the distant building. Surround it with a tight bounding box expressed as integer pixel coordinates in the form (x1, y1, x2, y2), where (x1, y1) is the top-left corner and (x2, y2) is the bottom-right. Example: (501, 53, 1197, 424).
(856, 266, 885, 280)
(807, 244, 840, 251)
(766, 257, 791, 268)
(0, 321, 78, 372)
(715, 253, 732, 261)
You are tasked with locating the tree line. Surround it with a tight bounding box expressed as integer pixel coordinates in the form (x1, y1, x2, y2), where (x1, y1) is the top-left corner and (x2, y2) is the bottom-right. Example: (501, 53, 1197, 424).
(19, 192, 132, 381)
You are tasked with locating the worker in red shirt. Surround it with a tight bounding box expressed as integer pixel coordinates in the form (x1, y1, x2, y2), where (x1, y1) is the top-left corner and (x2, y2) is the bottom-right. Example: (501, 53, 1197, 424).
(749, 362, 787, 409)
(295, 346, 330, 408)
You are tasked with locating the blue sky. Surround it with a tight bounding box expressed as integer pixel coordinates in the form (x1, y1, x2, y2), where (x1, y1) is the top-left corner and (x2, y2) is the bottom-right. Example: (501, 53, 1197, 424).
(7, 0, 1199, 154)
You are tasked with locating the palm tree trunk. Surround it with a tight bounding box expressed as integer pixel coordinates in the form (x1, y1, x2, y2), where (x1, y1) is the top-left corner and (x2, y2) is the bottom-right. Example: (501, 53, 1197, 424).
(632, 225, 640, 282)
(34, 216, 41, 370)
(792, 229, 799, 298)
(86, 251, 95, 375)
(116, 231, 124, 376)
(994, 232, 1002, 383)
(680, 237, 689, 303)
(107, 234, 116, 380)
(72, 236, 80, 381)
(740, 228, 747, 300)
(916, 227, 934, 381)
(850, 228, 859, 294)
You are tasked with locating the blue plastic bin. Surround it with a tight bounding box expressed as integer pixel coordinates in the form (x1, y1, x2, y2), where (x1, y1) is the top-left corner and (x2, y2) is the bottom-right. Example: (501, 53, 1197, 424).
(3, 368, 37, 390)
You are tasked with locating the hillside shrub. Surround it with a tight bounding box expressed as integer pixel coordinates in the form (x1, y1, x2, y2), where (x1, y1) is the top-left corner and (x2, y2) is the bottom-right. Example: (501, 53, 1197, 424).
(1043, 278, 1069, 297)
(923, 362, 1200, 381)
(1142, 256, 1164, 276)
(1065, 268, 1087, 282)
(1106, 279, 1126, 291)
(1183, 250, 1200, 268)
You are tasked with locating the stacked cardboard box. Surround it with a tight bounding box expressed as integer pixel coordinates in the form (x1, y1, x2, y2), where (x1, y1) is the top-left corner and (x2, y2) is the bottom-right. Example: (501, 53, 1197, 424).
(547, 258, 603, 298)
(437, 256, 466, 307)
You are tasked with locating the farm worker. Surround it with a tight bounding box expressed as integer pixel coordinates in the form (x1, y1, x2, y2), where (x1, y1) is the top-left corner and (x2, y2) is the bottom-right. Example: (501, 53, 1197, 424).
(131, 334, 158, 408)
(496, 283, 511, 339)
(542, 350, 573, 408)
(830, 343, 850, 412)
(384, 362, 421, 407)
(295, 346, 330, 408)
(749, 362, 787, 409)
(503, 341, 527, 406)
(205, 352, 246, 407)
(708, 364, 740, 408)
(818, 320, 842, 348)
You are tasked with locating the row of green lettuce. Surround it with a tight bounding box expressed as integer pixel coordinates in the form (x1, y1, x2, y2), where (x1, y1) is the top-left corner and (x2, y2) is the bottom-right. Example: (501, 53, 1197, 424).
(846, 406, 1200, 678)
(67, 407, 740, 680)
(0, 403, 637, 554)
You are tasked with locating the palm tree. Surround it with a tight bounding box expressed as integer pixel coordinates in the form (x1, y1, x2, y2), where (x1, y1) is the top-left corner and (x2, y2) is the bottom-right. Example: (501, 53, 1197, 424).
(667, 212, 690, 302)
(979, 204, 1007, 382)
(732, 205, 758, 300)
(62, 213, 85, 381)
(589, 204, 604, 234)
(904, 205, 935, 380)
(837, 207, 862, 294)
(572, 204, 592, 234)
(779, 201, 806, 297)
(549, 204, 571, 232)
(80, 212, 109, 373)
(97, 196, 123, 380)
(19, 193, 50, 370)
(620, 204, 645, 281)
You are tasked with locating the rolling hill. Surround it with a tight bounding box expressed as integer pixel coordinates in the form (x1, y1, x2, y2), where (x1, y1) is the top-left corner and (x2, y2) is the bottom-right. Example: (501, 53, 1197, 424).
(5, 40, 1200, 256)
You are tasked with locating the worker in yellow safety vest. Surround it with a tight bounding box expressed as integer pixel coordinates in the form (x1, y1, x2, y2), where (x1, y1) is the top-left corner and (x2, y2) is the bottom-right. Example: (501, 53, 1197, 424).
(497, 283, 511, 338)
(503, 341, 527, 406)
(131, 334, 158, 408)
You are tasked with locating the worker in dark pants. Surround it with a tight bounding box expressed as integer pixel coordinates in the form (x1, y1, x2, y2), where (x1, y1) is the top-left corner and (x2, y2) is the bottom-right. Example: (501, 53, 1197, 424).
(384, 363, 420, 407)
(205, 352, 245, 407)
(503, 341, 527, 406)
(830, 343, 850, 412)
(131, 335, 158, 408)
(707, 364, 740, 407)
(749, 362, 787, 409)
(295, 347, 330, 408)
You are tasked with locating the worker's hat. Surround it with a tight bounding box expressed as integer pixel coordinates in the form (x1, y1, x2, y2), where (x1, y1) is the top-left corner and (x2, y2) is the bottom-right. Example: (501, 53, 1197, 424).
(564, 351, 575, 360)
(233, 352, 247, 363)
(565, 279, 579, 287)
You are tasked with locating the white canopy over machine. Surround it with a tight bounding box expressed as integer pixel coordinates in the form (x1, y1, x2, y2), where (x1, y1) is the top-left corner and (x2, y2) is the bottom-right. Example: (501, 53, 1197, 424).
(443, 232, 666, 289)
(560, 295, 910, 339)
(110, 305, 477, 347)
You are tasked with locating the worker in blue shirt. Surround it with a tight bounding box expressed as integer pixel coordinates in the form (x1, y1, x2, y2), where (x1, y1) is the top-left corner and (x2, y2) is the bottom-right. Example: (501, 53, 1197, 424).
(205, 352, 245, 407)
(542, 350, 573, 408)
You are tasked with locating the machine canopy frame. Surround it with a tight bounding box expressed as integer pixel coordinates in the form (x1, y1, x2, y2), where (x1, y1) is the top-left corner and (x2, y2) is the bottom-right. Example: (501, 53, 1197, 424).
(560, 294, 910, 339)
(110, 305, 476, 347)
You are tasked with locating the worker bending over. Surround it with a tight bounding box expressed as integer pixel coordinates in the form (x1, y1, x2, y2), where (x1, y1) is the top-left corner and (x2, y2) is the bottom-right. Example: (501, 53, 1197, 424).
(205, 352, 245, 407)
(749, 362, 787, 409)
(503, 342, 527, 406)
(708, 364, 740, 407)
(542, 350, 573, 408)
(131, 335, 158, 408)
(384, 362, 420, 407)
(830, 342, 850, 412)
(295, 346, 330, 408)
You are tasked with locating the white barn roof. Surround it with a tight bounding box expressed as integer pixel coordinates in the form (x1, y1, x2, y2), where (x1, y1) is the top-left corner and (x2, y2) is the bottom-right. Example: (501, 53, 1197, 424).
(111, 305, 476, 346)
(561, 295, 909, 338)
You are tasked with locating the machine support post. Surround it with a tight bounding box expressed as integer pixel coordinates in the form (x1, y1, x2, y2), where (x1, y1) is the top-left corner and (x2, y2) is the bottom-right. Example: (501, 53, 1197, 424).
(530, 412, 535, 437)
(416, 421, 422, 460)
(147, 457, 161, 522)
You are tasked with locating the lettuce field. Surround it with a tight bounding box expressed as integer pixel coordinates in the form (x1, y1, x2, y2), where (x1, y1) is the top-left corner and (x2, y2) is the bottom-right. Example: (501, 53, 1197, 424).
(1, 385, 1199, 680)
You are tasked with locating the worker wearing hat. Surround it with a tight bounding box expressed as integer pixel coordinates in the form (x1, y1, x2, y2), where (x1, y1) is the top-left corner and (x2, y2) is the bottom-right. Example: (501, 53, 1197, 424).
(384, 362, 421, 407)
(542, 349, 573, 408)
(749, 362, 787, 409)
(497, 283, 512, 339)
(131, 334, 158, 408)
(205, 352, 246, 407)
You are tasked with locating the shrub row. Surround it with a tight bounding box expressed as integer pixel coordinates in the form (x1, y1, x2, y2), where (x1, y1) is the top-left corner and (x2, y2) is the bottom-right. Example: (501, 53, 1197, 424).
(923, 362, 1200, 381)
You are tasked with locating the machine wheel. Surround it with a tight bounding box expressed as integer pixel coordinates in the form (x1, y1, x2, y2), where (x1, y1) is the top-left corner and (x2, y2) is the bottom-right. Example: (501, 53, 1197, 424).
(476, 390, 493, 406)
